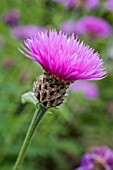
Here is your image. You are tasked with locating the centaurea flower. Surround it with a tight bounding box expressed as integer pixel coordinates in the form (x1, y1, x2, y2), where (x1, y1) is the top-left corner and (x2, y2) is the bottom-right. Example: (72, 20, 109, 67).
(61, 20, 77, 35)
(76, 146, 113, 170)
(75, 16, 112, 38)
(53, 0, 77, 9)
(53, 0, 99, 10)
(3, 9, 20, 27)
(105, 0, 113, 11)
(20, 30, 106, 108)
(12, 25, 44, 40)
(86, 0, 99, 9)
(13, 30, 107, 170)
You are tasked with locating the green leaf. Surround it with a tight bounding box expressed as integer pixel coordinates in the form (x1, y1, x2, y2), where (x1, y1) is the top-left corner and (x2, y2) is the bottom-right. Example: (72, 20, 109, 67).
(21, 91, 39, 107)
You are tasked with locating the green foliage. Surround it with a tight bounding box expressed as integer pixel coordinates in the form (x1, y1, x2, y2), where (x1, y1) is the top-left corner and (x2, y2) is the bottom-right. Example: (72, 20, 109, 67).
(0, 0, 113, 170)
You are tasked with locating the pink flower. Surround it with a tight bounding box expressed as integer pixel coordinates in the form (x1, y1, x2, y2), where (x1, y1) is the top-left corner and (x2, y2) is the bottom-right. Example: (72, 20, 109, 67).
(70, 81, 99, 99)
(105, 0, 113, 11)
(12, 25, 44, 40)
(76, 147, 113, 170)
(86, 0, 99, 9)
(75, 16, 112, 38)
(3, 8, 20, 27)
(53, 0, 77, 9)
(20, 30, 107, 82)
(61, 20, 77, 35)
(53, 0, 99, 9)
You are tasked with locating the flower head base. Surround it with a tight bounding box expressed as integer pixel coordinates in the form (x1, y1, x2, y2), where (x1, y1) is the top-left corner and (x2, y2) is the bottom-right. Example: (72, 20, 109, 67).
(76, 147, 113, 170)
(33, 73, 70, 108)
(20, 30, 107, 82)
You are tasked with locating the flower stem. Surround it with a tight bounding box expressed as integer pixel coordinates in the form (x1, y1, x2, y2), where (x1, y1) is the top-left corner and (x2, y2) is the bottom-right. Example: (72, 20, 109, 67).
(13, 104, 48, 170)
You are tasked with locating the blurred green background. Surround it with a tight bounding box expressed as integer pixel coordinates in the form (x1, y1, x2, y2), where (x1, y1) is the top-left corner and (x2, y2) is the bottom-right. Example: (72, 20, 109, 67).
(0, 0, 113, 170)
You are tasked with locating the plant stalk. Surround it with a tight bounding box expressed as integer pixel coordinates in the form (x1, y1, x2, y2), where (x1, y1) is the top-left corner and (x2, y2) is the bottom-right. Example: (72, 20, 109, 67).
(13, 104, 48, 170)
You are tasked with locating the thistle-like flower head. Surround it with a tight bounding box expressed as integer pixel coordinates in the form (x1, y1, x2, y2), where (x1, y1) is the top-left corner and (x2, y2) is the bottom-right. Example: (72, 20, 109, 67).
(20, 30, 107, 82)
(20, 30, 107, 107)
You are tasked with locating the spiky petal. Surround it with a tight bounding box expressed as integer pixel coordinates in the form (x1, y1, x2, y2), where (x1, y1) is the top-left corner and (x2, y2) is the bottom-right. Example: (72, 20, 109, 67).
(20, 30, 107, 82)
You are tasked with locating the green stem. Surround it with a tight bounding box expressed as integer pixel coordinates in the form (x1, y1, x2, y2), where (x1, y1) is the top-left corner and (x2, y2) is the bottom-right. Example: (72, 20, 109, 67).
(13, 104, 48, 170)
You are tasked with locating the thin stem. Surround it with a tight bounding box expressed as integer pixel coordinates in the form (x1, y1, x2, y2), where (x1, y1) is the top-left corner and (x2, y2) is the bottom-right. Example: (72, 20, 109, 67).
(13, 104, 48, 170)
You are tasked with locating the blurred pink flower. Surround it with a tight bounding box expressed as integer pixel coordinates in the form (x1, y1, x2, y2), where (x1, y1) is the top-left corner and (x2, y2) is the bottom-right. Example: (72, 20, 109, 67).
(3, 9, 20, 27)
(11, 25, 44, 40)
(76, 146, 113, 170)
(105, 0, 113, 11)
(20, 30, 107, 82)
(75, 16, 112, 38)
(86, 0, 99, 9)
(70, 81, 99, 99)
(53, 0, 99, 9)
(61, 20, 76, 34)
(53, 0, 77, 9)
